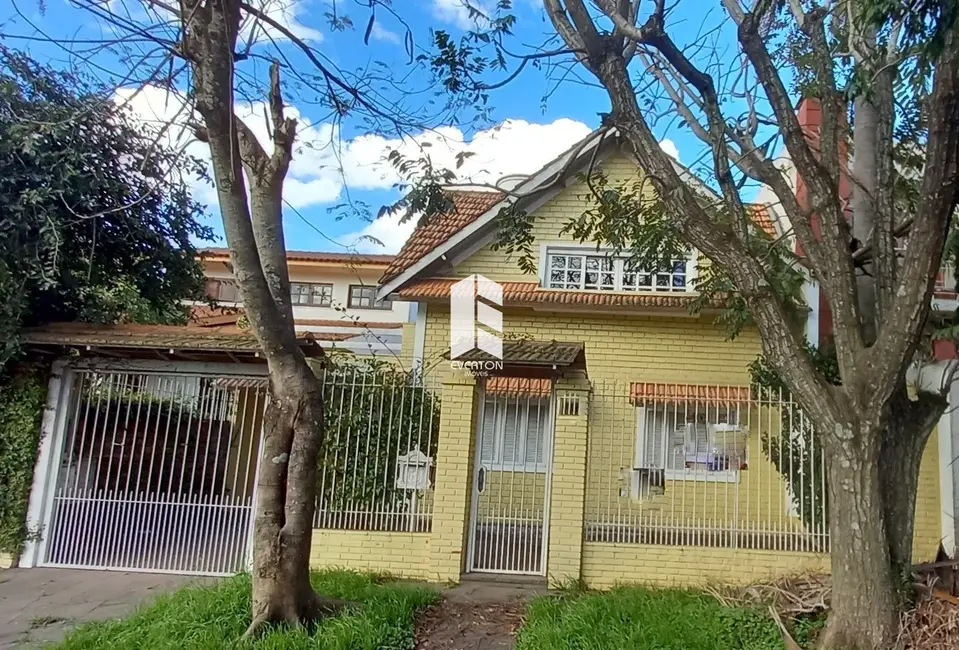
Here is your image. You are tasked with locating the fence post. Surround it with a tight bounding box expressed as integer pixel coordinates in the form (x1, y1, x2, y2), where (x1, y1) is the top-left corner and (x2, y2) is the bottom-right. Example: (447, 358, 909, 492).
(429, 373, 476, 583)
(546, 383, 589, 587)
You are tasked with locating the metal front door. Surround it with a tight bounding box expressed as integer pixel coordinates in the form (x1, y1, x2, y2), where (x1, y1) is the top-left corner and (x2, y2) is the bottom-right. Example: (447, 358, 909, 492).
(40, 369, 266, 576)
(467, 378, 553, 575)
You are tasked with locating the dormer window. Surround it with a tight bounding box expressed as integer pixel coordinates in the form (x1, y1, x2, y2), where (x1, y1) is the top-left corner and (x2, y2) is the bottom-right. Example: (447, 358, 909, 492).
(544, 247, 691, 292)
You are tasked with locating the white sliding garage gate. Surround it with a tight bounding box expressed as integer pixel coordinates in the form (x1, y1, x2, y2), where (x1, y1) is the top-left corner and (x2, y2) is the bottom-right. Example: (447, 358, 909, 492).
(23, 361, 267, 576)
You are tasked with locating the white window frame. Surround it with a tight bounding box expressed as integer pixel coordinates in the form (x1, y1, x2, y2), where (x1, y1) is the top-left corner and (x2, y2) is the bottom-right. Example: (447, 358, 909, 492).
(291, 282, 333, 307)
(633, 404, 741, 483)
(480, 397, 549, 473)
(538, 243, 698, 293)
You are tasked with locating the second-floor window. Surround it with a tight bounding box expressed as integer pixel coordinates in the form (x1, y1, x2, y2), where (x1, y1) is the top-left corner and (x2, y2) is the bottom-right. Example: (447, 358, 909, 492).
(348, 285, 392, 309)
(205, 279, 239, 302)
(546, 249, 689, 293)
(291, 282, 333, 307)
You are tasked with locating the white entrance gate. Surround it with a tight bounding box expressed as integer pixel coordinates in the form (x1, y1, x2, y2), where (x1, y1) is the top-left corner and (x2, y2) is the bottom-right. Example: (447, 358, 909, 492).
(467, 378, 553, 575)
(33, 363, 266, 576)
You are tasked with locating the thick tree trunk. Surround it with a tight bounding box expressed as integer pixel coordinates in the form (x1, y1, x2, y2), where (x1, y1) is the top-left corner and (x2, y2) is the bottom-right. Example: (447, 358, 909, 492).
(878, 391, 944, 589)
(820, 424, 899, 650)
(246, 362, 346, 636)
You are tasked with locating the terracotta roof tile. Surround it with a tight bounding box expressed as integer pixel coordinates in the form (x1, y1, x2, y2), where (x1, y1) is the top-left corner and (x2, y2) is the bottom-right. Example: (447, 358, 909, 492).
(485, 377, 552, 397)
(630, 382, 752, 405)
(456, 339, 585, 367)
(379, 190, 505, 286)
(200, 248, 394, 266)
(21, 322, 324, 357)
(747, 203, 778, 238)
(398, 279, 714, 310)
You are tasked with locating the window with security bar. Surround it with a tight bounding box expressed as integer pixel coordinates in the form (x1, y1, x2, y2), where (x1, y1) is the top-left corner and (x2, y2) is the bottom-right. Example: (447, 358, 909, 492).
(479, 395, 549, 472)
(634, 403, 746, 484)
(545, 249, 690, 292)
(584, 380, 829, 553)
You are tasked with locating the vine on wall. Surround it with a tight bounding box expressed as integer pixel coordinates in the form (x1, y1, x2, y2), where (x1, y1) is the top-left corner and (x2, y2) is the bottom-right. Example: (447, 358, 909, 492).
(0, 365, 48, 558)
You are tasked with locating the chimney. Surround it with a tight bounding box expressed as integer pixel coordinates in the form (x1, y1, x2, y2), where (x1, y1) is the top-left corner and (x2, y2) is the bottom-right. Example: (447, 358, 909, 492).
(793, 97, 851, 346)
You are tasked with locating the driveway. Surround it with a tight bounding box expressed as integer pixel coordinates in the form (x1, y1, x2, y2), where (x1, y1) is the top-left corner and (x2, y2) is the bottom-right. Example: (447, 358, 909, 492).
(0, 568, 205, 647)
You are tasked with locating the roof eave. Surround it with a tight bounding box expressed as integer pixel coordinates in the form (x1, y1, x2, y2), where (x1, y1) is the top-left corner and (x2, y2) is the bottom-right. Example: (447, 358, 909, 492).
(377, 129, 618, 300)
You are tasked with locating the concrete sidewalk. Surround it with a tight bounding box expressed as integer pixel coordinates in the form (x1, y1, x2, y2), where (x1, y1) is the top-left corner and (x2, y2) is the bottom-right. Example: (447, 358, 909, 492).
(0, 568, 205, 647)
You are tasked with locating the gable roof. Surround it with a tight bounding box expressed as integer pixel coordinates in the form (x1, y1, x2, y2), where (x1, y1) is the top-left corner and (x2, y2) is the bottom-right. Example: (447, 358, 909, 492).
(379, 190, 504, 286)
(378, 127, 781, 299)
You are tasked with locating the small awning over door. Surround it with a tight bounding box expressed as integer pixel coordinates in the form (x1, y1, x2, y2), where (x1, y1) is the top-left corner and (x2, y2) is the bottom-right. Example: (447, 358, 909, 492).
(454, 340, 586, 376)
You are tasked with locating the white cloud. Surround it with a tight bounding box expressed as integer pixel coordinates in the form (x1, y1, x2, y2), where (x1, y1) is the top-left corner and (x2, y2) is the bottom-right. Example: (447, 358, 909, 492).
(337, 118, 593, 252)
(370, 22, 401, 44)
(241, 0, 323, 44)
(116, 85, 592, 253)
(659, 138, 680, 161)
(431, 0, 489, 29)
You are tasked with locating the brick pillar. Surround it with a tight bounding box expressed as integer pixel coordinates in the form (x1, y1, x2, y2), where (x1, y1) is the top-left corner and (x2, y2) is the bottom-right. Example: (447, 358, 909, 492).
(546, 385, 589, 586)
(429, 374, 477, 583)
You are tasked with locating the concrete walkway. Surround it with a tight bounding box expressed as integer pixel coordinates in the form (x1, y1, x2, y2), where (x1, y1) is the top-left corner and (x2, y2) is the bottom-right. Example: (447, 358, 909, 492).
(0, 568, 203, 648)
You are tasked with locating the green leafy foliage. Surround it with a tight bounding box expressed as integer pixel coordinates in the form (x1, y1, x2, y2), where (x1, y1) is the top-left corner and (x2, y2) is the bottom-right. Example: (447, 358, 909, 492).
(0, 47, 211, 364)
(750, 344, 840, 540)
(517, 586, 784, 650)
(0, 365, 48, 555)
(317, 361, 440, 511)
(52, 570, 438, 649)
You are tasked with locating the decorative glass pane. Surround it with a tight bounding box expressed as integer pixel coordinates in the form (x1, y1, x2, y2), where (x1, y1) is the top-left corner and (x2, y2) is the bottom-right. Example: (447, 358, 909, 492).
(550, 256, 565, 269)
(549, 270, 564, 285)
(637, 274, 652, 288)
(656, 274, 670, 287)
(585, 272, 599, 288)
(566, 270, 582, 285)
(672, 275, 686, 289)
(602, 272, 615, 286)
(568, 256, 582, 269)
(586, 257, 599, 271)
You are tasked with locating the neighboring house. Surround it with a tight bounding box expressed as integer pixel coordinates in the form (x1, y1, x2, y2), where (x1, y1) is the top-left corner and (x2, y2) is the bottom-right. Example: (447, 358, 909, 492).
(197, 248, 412, 359)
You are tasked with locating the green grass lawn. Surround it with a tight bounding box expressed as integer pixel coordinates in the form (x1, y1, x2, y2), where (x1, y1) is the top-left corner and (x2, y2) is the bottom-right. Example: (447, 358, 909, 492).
(52, 570, 437, 650)
(516, 586, 786, 650)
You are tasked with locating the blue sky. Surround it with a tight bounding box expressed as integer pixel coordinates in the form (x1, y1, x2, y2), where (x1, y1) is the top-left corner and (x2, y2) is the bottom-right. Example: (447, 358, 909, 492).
(0, 0, 717, 254)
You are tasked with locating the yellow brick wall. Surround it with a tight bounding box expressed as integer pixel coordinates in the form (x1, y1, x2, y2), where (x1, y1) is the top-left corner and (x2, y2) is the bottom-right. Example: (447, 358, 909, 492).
(309, 530, 432, 579)
(428, 376, 477, 582)
(913, 432, 942, 561)
(581, 543, 831, 589)
(456, 153, 651, 282)
(546, 386, 590, 586)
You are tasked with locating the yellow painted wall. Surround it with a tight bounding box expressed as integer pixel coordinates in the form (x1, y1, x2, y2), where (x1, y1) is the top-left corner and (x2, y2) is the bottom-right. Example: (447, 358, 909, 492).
(456, 153, 653, 282)
(309, 530, 433, 579)
(0, 552, 13, 569)
(913, 434, 942, 561)
(581, 543, 830, 589)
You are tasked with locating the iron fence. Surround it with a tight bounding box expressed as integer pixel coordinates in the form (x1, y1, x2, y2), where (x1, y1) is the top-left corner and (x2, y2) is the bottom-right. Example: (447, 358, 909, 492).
(313, 366, 440, 532)
(585, 380, 829, 553)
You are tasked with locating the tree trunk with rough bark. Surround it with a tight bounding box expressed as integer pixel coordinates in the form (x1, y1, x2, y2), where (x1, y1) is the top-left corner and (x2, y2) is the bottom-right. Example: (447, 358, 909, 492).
(247, 365, 347, 632)
(176, 0, 342, 633)
(819, 420, 899, 649)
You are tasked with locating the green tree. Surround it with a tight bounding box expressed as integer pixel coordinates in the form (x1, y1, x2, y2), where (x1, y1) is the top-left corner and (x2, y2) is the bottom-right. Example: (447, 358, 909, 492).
(0, 46, 211, 363)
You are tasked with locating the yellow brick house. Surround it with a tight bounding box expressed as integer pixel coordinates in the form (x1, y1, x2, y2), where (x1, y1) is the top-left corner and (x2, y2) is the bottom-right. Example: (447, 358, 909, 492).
(304, 129, 947, 588)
